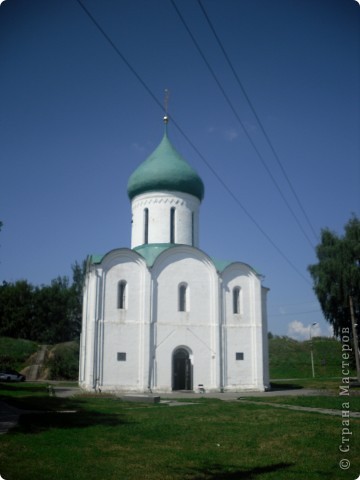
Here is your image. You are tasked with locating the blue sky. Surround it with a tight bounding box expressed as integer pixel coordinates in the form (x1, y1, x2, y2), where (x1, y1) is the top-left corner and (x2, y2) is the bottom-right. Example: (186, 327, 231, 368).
(1, 0, 359, 339)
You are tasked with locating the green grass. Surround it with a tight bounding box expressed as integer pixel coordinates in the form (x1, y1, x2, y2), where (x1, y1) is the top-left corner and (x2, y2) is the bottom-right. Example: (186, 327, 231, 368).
(270, 377, 351, 391)
(1, 337, 359, 478)
(0, 337, 80, 380)
(269, 336, 353, 379)
(243, 395, 360, 411)
(0, 337, 38, 371)
(0, 383, 359, 480)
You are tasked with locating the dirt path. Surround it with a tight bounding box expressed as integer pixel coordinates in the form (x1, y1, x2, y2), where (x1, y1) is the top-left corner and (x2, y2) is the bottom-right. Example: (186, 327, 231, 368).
(237, 399, 360, 418)
(26, 345, 48, 381)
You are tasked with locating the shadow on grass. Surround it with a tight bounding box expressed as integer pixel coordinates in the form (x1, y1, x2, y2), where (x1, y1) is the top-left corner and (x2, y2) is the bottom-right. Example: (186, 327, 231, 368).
(1, 392, 132, 435)
(269, 382, 303, 391)
(182, 462, 293, 479)
(10, 409, 130, 435)
(1, 393, 78, 412)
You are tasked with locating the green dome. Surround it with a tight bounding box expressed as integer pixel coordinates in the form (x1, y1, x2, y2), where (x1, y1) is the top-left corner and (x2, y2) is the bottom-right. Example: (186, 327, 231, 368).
(127, 132, 204, 201)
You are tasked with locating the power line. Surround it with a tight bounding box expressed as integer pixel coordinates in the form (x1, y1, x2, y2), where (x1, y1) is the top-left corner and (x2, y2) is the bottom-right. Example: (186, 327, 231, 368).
(75, 0, 164, 114)
(171, 121, 312, 284)
(171, 0, 316, 250)
(74, 0, 311, 285)
(197, 0, 319, 242)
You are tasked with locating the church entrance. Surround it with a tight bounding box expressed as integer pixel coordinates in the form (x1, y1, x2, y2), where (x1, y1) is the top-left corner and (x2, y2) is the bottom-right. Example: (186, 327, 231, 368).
(172, 348, 192, 391)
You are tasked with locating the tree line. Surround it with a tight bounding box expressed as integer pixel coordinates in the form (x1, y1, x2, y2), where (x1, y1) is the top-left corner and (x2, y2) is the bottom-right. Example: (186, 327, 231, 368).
(0, 261, 86, 344)
(308, 214, 359, 378)
(308, 215, 359, 340)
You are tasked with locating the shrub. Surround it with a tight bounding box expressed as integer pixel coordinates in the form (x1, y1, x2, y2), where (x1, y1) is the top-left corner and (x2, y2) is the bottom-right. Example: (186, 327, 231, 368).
(47, 341, 79, 380)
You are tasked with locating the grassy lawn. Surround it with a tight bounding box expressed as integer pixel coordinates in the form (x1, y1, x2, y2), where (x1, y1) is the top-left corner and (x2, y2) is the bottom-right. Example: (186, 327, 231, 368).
(269, 337, 355, 379)
(0, 383, 359, 479)
(242, 394, 360, 411)
(0, 337, 38, 371)
(270, 377, 343, 390)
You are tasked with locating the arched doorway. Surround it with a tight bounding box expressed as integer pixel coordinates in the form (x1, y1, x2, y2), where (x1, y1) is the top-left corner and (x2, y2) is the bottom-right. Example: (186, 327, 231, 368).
(172, 347, 193, 391)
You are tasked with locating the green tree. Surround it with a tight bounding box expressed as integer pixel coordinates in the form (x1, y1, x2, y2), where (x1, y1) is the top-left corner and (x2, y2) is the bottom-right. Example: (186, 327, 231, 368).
(68, 260, 87, 339)
(308, 215, 360, 339)
(0, 259, 86, 343)
(0, 280, 36, 339)
(34, 276, 76, 343)
(47, 342, 80, 380)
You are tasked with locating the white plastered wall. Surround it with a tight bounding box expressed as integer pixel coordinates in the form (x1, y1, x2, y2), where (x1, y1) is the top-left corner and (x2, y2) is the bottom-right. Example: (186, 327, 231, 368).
(79, 249, 151, 392)
(131, 191, 200, 248)
(79, 250, 269, 393)
(149, 246, 220, 392)
(221, 263, 267, 391)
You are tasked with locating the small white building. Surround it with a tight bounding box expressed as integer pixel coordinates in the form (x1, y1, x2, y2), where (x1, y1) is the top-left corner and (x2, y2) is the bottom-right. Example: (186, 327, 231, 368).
(79, 119, 269, 393)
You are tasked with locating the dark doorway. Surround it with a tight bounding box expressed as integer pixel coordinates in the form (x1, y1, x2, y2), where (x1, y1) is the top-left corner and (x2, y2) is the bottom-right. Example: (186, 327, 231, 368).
(172, 348, 192, 391)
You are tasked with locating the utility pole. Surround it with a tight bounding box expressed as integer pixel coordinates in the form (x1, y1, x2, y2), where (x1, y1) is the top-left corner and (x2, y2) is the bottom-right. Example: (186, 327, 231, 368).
(310, 323, 317, 378)
(349, 296, 360, 383)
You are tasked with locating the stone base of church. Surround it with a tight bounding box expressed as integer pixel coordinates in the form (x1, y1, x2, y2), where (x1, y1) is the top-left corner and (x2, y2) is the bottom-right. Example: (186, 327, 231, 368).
(79, 383, 269, 394)
(222, 385, 269, 393)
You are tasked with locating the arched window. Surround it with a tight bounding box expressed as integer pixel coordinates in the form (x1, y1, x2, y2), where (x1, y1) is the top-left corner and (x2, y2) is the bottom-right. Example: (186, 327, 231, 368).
(170, 207, 175, 243)
(144, 208, 149, 244)
(233, 287, 241, 314)
(179, 283, 188, 312)
(118, 281, 127, 310)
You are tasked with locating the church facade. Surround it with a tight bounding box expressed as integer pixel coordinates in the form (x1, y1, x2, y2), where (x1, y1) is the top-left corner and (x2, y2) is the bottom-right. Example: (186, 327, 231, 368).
(79, 121, 269, 393)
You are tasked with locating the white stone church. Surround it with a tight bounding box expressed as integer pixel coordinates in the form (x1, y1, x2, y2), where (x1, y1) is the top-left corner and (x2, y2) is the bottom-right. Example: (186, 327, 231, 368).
(79, 118, 269, 393)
